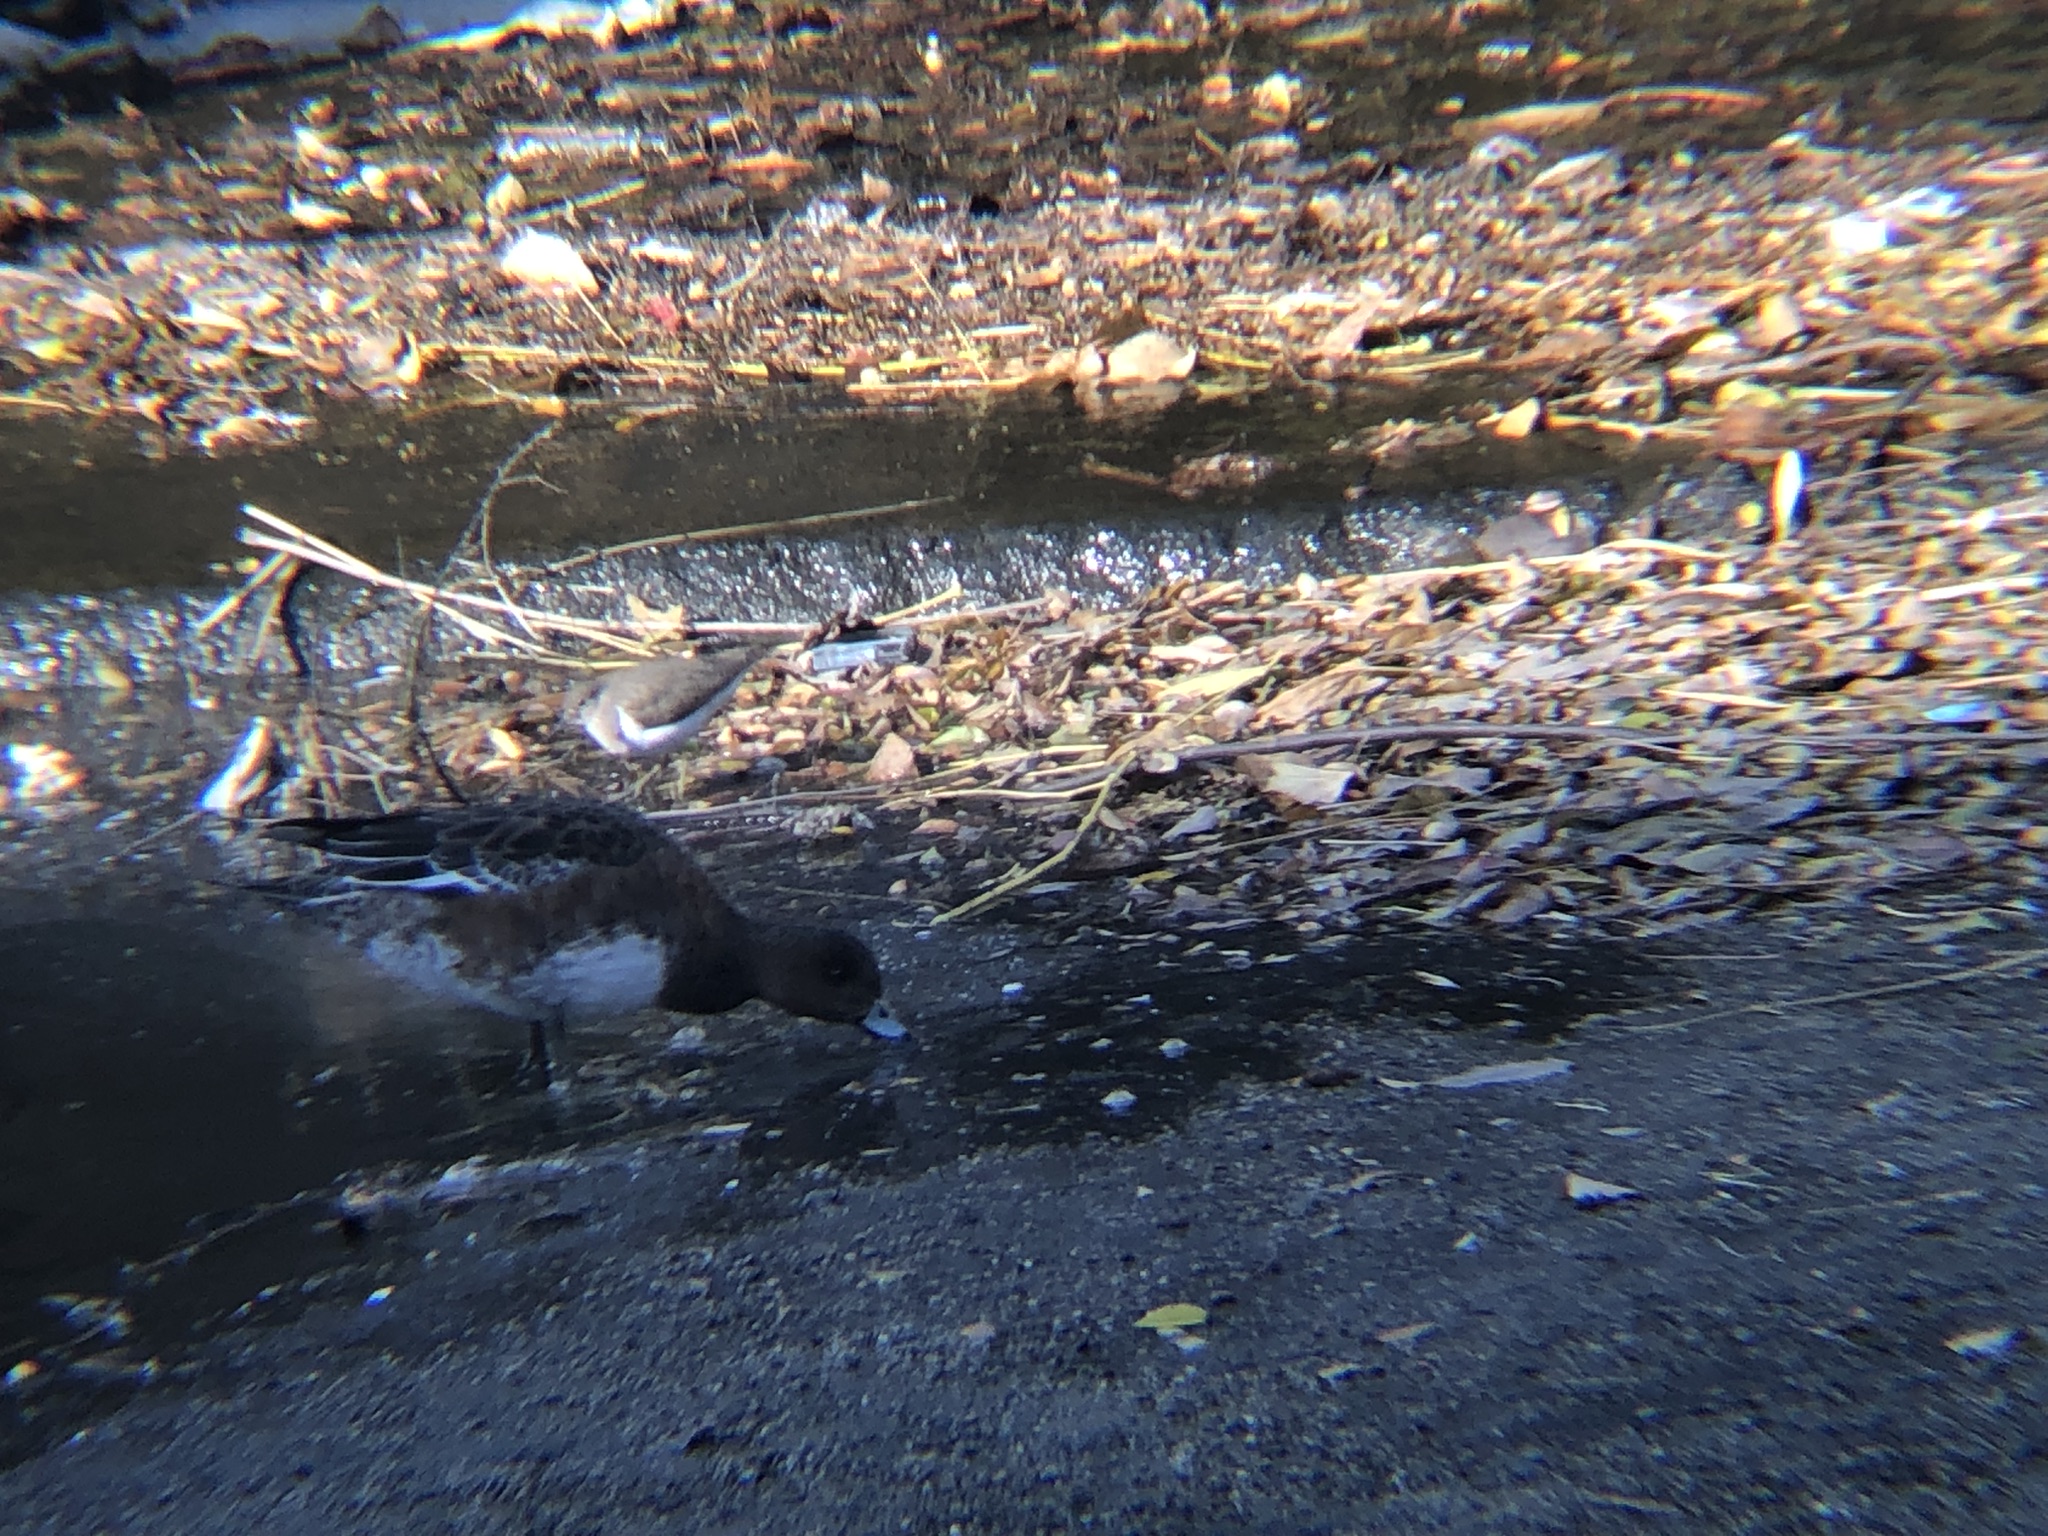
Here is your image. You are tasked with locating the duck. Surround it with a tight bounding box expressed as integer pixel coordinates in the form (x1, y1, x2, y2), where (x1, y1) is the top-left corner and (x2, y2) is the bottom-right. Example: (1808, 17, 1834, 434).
(263, 797, 902, 1067)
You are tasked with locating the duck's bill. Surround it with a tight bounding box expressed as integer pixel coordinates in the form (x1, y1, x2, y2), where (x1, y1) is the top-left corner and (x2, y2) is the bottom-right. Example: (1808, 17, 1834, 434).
(862, 1000, 908, 1040)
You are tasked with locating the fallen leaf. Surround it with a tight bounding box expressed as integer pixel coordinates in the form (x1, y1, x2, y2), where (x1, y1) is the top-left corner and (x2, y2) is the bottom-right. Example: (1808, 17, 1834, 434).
(1493, 397, 1544, 439)
(1946, 1326, 2021, 1359)
(1235, 752, 1354, 806)
(1163, 805, 1220, 841)
(1255, 662, 1385, 728)
(1159, 661, 1270, 705)
(1565, 1172, 1643, 1207)
(867, 733, 919, 783)
(1433, 1058, 1572, 1090)
(1137, 1303, 1208, 1331)
(1670, 842, 1759, 875)
(1486, 884, 1553, 925)
(1491, 820, 1549, 855)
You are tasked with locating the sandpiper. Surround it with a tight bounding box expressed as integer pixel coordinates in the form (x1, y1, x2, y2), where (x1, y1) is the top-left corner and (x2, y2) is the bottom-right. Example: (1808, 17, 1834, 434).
(565, 647, 763, 758)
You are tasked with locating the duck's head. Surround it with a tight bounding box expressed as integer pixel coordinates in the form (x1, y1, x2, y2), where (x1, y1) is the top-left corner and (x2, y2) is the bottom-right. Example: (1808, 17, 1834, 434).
(758, 925, 902, 1038)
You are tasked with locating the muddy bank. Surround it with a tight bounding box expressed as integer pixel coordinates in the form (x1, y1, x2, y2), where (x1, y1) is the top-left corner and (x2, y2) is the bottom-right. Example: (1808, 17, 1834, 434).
(2, 906, 2043, 1529)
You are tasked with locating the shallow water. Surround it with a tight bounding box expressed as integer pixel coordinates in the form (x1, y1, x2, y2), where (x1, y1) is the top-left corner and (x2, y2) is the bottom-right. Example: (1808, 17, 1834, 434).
(0, 390, 1663, 596)
(0, 781, 1654, 1463)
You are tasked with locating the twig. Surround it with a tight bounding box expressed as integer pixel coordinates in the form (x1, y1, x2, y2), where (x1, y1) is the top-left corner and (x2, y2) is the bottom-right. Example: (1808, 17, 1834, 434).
(469, 421, 564, 639)
(1635, 946, 2048, 1031)
(935, 757, 1132, 923)
(1337, 538, 1726, 592)
(539, 494, 959, 572)
(873, 582, 968, 626)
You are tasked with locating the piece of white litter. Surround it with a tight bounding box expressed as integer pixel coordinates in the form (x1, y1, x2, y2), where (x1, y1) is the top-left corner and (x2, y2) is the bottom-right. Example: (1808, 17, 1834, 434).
(1880, 185, 1965, 222)
(1102, 1088, 1138, 1114)
(699, 1122, 751, 1141)
(1000, 981, 1026, 1001)
(1412, 970, 1460, 990)
(198, 717, 276, 816)
(1565, 1172, 1643, 1207)
(1163, 805, 1220, 841)
(863, 1006, 909, 1040)
(629, 237, 695, 265)
(1159, 1037, 1190, 1059)
(500, 230, 599, 294)
(1453, 1231, 1482, 1253)
(1771, 448, 1805, 542)
(1826, 213, 1890, 257)
(1601, 1126, 1646, 1138)
(4, 742, 84, 812)
(427, 1158, 490, 1201)
(1433, 1058, 1572, 1090)
(1946, 1326, 2021, 1359)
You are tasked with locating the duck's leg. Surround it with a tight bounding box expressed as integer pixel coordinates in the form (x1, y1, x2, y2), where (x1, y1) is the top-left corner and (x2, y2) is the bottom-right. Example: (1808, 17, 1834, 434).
(517, 1008, 575, 1094)
(540, 1007, 575, 1097)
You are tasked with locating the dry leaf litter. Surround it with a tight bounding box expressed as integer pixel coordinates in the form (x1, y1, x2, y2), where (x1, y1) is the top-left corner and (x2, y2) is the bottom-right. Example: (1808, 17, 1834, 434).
(1, 4, 2046, 472)
(32, 472, 2032, 951)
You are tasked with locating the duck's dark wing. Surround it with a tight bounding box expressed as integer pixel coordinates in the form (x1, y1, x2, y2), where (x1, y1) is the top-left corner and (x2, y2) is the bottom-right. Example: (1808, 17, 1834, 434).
(265, 798, 672, 895)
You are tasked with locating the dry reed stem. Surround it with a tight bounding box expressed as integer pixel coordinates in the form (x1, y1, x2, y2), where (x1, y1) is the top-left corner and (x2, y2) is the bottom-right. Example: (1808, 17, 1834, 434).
(237, 504, 659, 656)
(192, 550, 293, 636)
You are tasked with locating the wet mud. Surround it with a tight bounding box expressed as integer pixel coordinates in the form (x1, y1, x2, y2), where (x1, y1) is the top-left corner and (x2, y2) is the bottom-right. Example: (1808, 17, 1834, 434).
(0, 818, 1653, 1465)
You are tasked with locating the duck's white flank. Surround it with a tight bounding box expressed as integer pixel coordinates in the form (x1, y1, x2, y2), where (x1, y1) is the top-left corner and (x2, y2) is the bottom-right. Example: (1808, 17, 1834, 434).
(506, 931, 667, 1020)
(360, 928, 667, 1021)
(363, 930, 522, 1015)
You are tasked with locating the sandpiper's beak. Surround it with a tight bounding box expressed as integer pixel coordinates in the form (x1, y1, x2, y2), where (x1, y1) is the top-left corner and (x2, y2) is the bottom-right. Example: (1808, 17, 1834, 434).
(862, 1000, 908, 1040)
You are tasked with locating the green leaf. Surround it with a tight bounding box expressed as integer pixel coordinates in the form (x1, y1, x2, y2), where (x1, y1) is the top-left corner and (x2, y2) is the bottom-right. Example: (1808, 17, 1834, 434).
(1136, 1302, 1208, 1331)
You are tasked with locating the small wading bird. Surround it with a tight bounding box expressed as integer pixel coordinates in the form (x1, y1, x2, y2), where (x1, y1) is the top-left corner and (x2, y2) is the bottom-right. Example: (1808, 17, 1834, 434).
(564, 647, 764, 758)
(264, 797, 902, 1082)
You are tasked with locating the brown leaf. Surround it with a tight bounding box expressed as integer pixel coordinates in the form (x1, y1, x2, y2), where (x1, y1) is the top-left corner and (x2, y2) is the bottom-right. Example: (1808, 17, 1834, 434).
(1487, 884, 1553, 925)
(1255, 662, 1386, 728)
(1236, 752, 1353, 806)
(867, 732, 919, 783)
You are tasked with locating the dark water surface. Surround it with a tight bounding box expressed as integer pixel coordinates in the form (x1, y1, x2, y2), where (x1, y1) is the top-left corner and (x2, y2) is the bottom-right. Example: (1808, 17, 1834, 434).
(0, 795, 1655, 1463)
(0, 389, 1670, 594)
